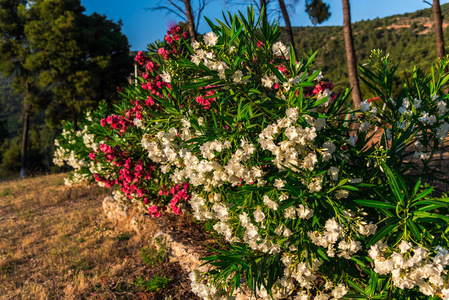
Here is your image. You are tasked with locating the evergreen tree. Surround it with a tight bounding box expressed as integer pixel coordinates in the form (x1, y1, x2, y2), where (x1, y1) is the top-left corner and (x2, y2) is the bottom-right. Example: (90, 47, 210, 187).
(0, 0, 131, 177)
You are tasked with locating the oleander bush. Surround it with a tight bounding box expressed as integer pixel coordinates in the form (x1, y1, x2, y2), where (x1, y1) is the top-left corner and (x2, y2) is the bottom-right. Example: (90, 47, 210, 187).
(54, 7, 449, 300)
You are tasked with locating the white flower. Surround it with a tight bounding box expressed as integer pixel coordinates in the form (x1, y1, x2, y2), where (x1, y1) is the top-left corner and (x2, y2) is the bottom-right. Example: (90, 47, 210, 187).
(272, 41, 290, 57)
(284, 206, 297, 219)
(203, 31, 219, 47)
(315, 70, 324, 81)
(160, 70, 171, 83)
(232, 70, 248, 84)
(335, 189, 349, 199)
(191, 40, 200, 49)
(332, 284, 348, 299)
(253, 208, 265, 223)
(327, 166, 339, 181)
(263, 195, 278, 210)
(302, 152, 318, 171)
(359, 121, 370, 132)
(360, 100, 371, 112)
(419, 111, 429, 123)
(398, 240, 412, 253)
(297, 204, 314, 219)
(274, 178, 285, 190)
(414, 98, 422, 108)
(279, 193, 289, 201)
(347, 135, 357, 147)
(285, 107, 299, 121)
(261, 75, 274, 88)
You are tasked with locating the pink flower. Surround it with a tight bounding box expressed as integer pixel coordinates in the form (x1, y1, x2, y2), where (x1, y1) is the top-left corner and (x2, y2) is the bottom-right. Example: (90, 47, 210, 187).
(146, 96, 155, 106)
(257, 40, 264, 47)
(148, 205, 162, 217)
(165, 35, 173, 44)
(89, 152, 95, 160)
(170, 203, 182, 215)
(100, 119, 106, 127)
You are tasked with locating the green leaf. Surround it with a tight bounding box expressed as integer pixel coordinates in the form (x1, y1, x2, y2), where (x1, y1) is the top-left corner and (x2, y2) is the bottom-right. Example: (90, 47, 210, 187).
(414, 211, 449, 223)
(406, 219, 422, 241)
(267, 63, 286, 83)
(368, 222, 398, 246)
(353, 199, 396, 209)
(346, 279, 366, 295)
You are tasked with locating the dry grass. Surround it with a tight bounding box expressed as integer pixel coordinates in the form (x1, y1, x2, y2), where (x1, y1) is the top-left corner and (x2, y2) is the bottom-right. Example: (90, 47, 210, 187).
(0, 174, 198, 300)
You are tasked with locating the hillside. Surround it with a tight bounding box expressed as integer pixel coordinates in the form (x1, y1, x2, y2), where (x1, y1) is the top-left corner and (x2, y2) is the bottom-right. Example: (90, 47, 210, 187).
(290, 3, 449, 96)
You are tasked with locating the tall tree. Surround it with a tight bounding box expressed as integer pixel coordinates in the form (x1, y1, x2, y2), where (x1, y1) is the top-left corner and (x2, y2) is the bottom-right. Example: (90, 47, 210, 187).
(342, 0, 362, 108)
(150, 0, 211, 40)
(424, 0, 445, 60)
(0, 0, 37, 178)
(0, 0, 132, 176)
(305, 0, 331, 25)
(25, 0, 131, 129)
(278, 0, 295, 47)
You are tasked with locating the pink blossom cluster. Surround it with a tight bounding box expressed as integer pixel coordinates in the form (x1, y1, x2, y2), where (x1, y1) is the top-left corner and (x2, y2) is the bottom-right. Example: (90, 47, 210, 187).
(196, 85, 217, 109)
(165, 25, 188, 44)
(307, 81, 337, 101)
(100, 114, 132, 134)
(134, 51, 148, 65)
(93, 147, 154, 197)
(148, 183, 190, 217)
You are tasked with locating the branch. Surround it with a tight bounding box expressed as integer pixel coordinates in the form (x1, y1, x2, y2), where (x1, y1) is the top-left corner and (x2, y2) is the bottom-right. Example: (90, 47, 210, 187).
(422, 0, 432, 6)
(147, 6, 187, 21)
(167, 0, 188, 15)
(196, 0, 208, 31)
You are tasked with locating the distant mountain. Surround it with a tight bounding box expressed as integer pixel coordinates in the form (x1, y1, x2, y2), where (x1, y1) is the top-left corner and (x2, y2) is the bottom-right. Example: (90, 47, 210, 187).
(288, 3, 449, 96)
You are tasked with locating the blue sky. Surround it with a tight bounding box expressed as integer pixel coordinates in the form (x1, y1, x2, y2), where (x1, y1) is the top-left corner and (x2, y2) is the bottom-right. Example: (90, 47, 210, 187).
(81, 0, 449, 51)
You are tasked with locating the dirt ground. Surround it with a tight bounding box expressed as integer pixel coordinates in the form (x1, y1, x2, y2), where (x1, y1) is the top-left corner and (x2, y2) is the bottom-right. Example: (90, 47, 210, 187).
(0, 174, 200, 300)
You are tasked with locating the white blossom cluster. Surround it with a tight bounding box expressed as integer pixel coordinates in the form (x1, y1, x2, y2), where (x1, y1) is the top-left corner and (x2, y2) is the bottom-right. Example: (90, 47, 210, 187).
(141, 128, 183, 174)
(308, 217, 376, 259)
(168, 137, 264, 191)
(191, 36, 229, 79)
(369, 240, 449, 298)
(281, 253, 349, 299)
(272, 41, 290, 58)
(63, 171, 90, 186)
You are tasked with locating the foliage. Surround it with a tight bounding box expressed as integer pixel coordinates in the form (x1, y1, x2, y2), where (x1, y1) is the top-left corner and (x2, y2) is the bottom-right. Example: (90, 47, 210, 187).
(55, 7, 449, 300)
(0, 0, 132, 178)
(141, 237, 169, 267)
(133, 274, 171, 293)
(291, 3, 449, 98)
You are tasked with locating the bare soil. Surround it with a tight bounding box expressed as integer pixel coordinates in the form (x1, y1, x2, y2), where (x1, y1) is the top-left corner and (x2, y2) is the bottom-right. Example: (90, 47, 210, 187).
(0, 174, 200, 300)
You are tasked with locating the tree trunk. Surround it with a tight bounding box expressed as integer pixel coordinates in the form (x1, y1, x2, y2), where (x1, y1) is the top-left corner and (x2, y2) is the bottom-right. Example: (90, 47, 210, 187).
(278, 0, 295, 49)
(183, 0, 197, 40)
(433, 0, 445, 59)
(342, 0, 362, 108)
(71, 94, 78, 130)
(260, 0, 267, 21)
(20, 81, 31, 179)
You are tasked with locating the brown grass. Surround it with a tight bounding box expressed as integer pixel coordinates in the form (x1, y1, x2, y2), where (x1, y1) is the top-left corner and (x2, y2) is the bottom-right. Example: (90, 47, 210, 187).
(0, 174, 199, 300)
